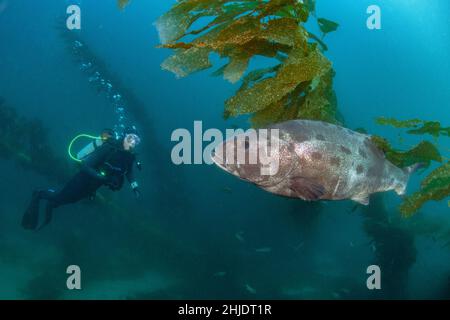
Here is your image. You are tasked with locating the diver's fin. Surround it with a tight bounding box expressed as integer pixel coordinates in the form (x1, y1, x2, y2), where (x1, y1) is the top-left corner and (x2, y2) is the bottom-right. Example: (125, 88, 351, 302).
(289, 177, 325, 201)
(37, 203, 54, 231)
(351, 194, 370, 206)
(21, 191, 40, 230)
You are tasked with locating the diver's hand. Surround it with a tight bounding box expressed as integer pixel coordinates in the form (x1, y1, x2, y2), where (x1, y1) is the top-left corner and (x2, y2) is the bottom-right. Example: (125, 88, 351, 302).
(133, 188, 141, 199)
(96, 173, 108, 182)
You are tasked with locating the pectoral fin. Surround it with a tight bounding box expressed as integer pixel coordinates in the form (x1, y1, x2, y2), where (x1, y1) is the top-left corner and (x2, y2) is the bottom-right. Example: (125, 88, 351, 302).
(351, 194, 370, 205)
(289, 177, 325, 201)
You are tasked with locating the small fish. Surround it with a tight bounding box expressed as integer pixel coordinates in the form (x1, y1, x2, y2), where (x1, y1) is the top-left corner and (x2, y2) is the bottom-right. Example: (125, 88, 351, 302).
(332, 292, 341, 299)
(213, 271, 227, 277)
(245, 284, 257, 294)
(341, 288, 350, 294)
(235, 231, 245, 242)
(221, 187, 233, 194)
(255, 247, 272, 253)
(17, 152, 32, 163)
(293, 242, 304, 251)
(371, 243, 377, 252)
(349, 241, 354, 247)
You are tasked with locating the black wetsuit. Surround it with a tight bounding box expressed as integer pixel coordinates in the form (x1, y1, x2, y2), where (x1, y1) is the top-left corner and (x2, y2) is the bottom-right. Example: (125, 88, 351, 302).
(22, 141, 138, 230)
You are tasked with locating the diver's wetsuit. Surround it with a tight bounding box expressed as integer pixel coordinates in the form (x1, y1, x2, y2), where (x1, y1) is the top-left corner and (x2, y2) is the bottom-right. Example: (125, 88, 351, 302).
(22, 141, 138, 230)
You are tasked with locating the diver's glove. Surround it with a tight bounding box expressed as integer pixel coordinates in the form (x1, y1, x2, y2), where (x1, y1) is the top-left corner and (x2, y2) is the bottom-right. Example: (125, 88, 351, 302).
(96, 172, 108, 182)
(131, 181, 140, 198)
(133, 188, 141, 199)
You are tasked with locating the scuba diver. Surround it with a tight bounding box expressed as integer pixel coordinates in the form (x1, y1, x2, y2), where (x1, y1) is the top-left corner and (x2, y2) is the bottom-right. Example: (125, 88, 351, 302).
(21, 127, 142, 230)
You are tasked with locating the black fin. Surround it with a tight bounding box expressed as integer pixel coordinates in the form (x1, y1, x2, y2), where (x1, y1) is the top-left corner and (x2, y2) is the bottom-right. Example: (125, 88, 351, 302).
(37, 203, 54, 231)
(289, 177, 325, 200)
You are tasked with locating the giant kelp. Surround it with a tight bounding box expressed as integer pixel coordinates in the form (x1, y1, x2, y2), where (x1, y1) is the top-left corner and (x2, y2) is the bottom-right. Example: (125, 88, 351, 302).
(0, 98, 71, 184)
(118, 0, 131, 10)
(399, 162, 450, 216)
(154, 0, 340, 127)
(374, 118, 449, 216)
(376, 117, 450, 138)
(370, 136, 442, 168)
(362, 194, 417, 298)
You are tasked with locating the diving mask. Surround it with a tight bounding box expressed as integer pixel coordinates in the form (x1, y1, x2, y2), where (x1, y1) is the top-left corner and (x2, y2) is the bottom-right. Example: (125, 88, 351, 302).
(125, 133, 141, 147)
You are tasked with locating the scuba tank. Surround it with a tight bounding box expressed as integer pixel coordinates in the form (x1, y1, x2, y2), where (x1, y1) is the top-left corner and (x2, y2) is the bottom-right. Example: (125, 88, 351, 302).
(68, 129, 115, 162)
(77, 137, 104, 160)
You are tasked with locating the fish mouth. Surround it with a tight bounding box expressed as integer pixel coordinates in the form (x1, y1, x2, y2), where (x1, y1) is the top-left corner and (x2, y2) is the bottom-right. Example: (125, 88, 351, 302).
(211, 148, 228, 172)
(211, 147, 240, 177)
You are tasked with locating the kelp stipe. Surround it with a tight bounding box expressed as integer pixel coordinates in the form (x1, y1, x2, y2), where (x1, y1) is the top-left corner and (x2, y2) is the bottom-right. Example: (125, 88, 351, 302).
(0, 98, 71, 184)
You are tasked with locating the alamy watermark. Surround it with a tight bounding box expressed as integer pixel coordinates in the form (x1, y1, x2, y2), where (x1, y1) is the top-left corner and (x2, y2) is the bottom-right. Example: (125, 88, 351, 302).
(366, 265, 381, 290)
(66, 5, 81, 30)
(170, 121, 280, 176)
(64, 3, 380, 33)
(367, 5, 381, 30)
(66, 265, 81, 290)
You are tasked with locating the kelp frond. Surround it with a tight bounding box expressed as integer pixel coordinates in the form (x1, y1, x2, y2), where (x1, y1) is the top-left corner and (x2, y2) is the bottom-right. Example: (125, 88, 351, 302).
(371, 136, 442, 168)
(400, 162, 450, 217)
(156, 0, 340, 126)
(317, 18, 339, 35)
(376, 117, 450, 138)
(118, 0, 131, 10)
(375, 117, 449, 216)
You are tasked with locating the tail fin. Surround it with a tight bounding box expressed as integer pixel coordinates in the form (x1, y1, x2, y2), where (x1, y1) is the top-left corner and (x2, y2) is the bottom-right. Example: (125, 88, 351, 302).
(395, 162, 426, 195)
(403, 162, 426, 176)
